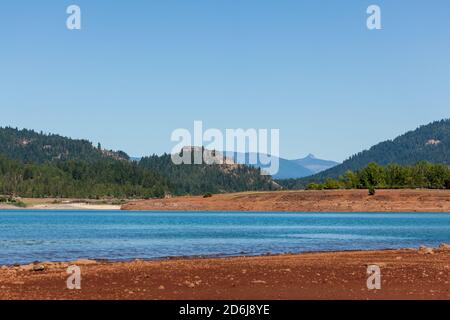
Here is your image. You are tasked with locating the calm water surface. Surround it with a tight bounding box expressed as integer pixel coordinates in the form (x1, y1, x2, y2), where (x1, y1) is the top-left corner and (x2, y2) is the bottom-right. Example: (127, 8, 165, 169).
(0, 210, 449, 265)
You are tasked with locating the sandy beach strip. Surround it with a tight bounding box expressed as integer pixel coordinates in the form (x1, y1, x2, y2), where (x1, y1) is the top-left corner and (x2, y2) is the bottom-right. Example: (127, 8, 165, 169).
(30, 203, 121, 210)
(0, 198, 121, 210)
(1, 246, 449, 300)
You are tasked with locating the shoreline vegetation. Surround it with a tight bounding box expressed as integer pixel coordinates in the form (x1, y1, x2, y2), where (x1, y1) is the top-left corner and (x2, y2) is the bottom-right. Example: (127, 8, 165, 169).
(1, 245, 449, 300)
(280, 161, 450, 190)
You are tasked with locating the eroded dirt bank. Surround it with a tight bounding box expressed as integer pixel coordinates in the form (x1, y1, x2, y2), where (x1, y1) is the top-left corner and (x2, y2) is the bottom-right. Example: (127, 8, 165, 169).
(122, 189, 450, 212)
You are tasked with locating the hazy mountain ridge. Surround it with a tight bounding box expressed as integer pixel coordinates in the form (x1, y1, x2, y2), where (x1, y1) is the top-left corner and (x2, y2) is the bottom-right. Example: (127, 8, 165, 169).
(227, 152, 313, 179)
(224, 152, 339, 179)
(129, 151, 338, 179)
(293, 154, 340, 174)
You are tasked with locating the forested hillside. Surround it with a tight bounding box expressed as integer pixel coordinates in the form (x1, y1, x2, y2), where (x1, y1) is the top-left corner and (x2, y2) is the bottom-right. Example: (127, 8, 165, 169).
(0, 127, 129, 163)
(287, 119, 450, 186)
(0, 155, 168, 198)
(139, 154, 279, 195)
(0, 127, 278, 198)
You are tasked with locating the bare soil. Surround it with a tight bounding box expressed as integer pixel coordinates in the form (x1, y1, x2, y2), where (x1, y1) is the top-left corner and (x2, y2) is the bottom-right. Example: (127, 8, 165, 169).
(1, 247, 450, 300)
(122, 189, 450, 212)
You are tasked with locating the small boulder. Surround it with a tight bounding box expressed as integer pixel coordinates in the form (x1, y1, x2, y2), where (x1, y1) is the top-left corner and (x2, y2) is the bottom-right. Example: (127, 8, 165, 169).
(418, 246, 434, 255)
(32, 264, 45, 272)
(184, 281, 196, 288)
(438, 243, 450, 252)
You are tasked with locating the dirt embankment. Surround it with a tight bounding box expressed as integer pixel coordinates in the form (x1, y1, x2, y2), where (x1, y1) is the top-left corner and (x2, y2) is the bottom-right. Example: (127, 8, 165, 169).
(122, 189, 450, 212)
(1, 246, 450, 300)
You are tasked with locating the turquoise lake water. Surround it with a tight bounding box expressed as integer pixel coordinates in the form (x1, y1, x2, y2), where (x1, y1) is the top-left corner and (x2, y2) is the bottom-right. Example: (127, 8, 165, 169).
(0, 210, 449, 265)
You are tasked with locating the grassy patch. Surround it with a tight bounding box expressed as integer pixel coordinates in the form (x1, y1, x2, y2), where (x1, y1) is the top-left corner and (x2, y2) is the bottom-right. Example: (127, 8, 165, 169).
(12, 201, 27, 208)
(0, 196, 28, 208)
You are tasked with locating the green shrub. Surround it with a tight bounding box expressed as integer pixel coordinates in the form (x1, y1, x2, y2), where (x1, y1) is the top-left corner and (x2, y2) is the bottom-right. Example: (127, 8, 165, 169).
(324, 178, 340, 190)
(12, 201, 27, 208)
(306, 183, 324, 190)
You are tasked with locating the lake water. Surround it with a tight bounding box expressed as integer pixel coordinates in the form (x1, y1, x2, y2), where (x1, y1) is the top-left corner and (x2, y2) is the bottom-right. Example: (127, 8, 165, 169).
(0, 210, 449, 265)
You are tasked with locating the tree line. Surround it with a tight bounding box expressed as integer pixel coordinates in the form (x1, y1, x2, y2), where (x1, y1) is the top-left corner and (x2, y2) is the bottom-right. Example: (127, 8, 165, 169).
(0, 152, 277, 199)
(280, 162, 450, 190)
(0, 155, 168, 199)
(139, 153, 277, 195)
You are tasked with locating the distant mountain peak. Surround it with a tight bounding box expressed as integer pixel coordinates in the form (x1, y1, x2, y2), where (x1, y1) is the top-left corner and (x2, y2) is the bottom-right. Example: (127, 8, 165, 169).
(293, 154, 339, 175)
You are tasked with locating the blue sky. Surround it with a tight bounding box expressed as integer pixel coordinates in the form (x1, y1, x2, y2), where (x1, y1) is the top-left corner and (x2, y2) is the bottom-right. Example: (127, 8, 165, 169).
(1, 0, 449, 161)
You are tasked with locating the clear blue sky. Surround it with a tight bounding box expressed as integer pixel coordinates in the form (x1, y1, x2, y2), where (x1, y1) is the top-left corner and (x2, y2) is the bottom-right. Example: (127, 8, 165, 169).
(1, 0, 449, 162)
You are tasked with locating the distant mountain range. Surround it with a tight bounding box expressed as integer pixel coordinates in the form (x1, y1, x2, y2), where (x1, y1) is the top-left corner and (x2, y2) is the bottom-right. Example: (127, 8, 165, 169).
(0, 126, 339, 181)
(227, 153, 339, 179)
(298, 119, 450, 183)
(131, 152, 339, 179)
(3, 118, 449, 195)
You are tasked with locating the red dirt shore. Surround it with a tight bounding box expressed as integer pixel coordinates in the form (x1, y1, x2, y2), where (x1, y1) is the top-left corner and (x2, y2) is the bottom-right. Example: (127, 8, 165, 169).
(1, 247, 450, 300)
(122, 189, 450, 212)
